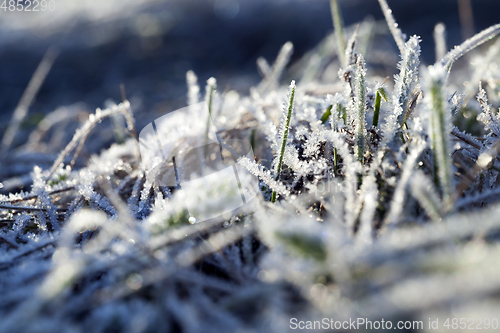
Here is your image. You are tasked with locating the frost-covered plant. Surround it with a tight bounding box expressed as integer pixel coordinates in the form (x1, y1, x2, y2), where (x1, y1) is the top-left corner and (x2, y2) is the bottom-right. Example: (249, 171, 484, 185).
(353, 54, 367, 162)
(271, 80, 296, 202)
(3, 1, 500, 332)
(426, 64, 454, 211)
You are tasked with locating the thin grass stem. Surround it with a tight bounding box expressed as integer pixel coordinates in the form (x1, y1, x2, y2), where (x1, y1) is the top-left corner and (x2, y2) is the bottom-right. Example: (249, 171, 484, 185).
(271, 81, 296, 202)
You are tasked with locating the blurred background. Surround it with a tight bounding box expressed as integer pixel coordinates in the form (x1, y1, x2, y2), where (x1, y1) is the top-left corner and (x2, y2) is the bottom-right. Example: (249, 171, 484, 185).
(0, 0, 498, 147)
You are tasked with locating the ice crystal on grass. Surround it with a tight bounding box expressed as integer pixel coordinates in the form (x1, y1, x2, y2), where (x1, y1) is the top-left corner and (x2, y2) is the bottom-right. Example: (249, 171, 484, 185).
(186, 70, 200, 106)
(385, 140, 425, 226)
(32, 166, 59, 231)
(3, 1, 500, 331)
(394, 36, 421, 126)
(238, 156, 289, 199)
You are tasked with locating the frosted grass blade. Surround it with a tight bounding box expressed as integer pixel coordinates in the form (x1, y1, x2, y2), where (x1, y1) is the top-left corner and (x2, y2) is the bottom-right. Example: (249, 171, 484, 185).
(439, 23, 500, 68)
(377, 0, 406, 54)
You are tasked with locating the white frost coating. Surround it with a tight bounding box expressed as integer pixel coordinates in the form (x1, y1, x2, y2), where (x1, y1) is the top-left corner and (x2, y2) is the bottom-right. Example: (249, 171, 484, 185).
(382, 36, 421, 146)
(476, 82, 500, 136)
(410, 170, 442, 221)
(377, 0, 406, 54)
(433, 23, 447, 62)
(357, 172, 377, 243)
(324, 130, 361, 228)
(237, 156, 289, 198)
(439, 23, 500, 67)
(31, 166, 58, 231)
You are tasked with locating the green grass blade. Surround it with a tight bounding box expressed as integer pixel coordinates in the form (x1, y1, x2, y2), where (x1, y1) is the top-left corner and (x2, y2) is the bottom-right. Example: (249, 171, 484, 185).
(272, 80, 296, 203)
